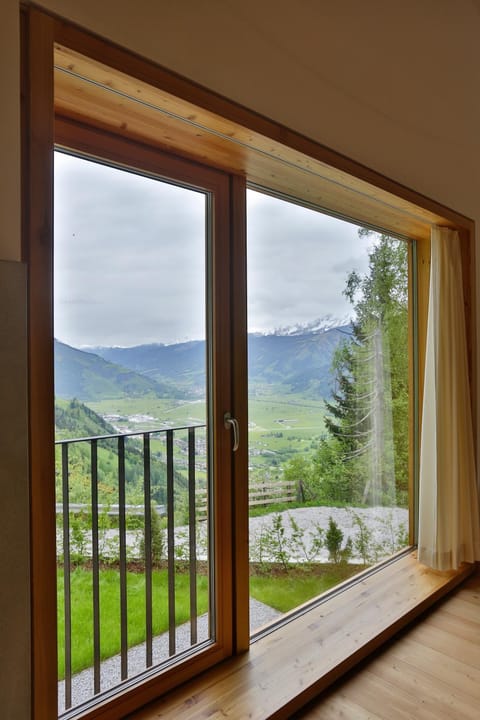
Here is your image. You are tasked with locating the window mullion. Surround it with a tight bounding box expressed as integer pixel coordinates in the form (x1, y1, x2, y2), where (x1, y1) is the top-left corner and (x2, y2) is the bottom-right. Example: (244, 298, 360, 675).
(230, 174, 250, 653)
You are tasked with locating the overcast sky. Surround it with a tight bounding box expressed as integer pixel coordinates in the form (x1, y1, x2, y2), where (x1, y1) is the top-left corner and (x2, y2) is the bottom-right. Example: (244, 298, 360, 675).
(54, 151, 372, 348)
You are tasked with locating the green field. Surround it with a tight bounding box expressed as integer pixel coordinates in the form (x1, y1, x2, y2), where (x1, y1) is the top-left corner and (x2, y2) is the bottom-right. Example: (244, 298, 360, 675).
(87, 396, 207, 430)
(248, 394, 326, 472)
(250, 563, 364, 614)
(87, 390, 326, 480)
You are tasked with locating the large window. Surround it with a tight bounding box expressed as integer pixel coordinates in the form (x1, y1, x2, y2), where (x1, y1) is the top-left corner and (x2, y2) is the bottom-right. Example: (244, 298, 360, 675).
(25, 10, 474, 720)
(51, 131, 238, 715)
(54, 149, 233, 713)
(247, 190, 411, 632)
(52, 134, 413, 716)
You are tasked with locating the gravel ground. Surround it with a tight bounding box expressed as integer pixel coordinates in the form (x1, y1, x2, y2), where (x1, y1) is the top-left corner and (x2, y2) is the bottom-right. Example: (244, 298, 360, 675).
(58, 597, 281, 712)
(248, 505, 409, 563)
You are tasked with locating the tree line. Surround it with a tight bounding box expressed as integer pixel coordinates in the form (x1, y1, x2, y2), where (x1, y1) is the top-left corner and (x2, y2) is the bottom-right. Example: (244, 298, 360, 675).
(284, 231, 409, 508)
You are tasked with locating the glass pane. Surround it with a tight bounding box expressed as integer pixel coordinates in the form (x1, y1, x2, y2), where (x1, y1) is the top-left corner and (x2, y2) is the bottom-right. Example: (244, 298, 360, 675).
(54, 151, 213, 713)
(247, 189, 410, 634)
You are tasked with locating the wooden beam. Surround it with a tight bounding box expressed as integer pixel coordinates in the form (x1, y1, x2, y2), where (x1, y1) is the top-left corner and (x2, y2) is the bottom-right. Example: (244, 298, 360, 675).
(52, 44, 471, 243)
(24, 7, 58, 720)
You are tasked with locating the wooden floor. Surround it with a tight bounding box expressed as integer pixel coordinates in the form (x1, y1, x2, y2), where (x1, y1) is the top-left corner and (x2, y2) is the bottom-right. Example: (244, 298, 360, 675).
(132, 556, 472, 720)
(295, 572, 480, 720)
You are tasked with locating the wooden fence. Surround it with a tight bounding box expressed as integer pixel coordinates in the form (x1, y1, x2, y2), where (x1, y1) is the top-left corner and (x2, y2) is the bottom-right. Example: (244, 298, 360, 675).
(196, 479, 297, 518)
(57, 478, 297, 523)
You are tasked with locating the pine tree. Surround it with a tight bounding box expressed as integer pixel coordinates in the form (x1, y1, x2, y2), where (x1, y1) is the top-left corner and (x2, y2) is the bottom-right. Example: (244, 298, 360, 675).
(314, 231, 409, 507)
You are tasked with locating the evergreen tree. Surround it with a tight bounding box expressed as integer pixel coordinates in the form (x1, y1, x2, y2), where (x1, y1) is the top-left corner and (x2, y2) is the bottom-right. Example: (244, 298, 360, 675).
(325, 516, 344, 563)
(314, 231, 409, 507)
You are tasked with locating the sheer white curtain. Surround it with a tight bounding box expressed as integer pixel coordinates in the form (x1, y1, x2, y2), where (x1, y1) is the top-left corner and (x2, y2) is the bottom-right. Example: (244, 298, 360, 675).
(418, 226, 480, 570)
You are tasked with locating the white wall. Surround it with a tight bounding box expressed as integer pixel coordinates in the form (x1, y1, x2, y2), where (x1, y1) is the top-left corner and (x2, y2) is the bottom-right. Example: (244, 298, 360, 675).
(1, 1, 480, 716)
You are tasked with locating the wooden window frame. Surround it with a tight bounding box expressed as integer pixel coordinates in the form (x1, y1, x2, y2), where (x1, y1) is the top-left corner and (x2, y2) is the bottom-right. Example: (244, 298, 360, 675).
(54, 118, 240, 718)
(23, 5, 476, 720)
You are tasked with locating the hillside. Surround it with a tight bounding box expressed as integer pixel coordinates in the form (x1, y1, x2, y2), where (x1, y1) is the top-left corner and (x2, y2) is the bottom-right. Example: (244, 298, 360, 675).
(55, 398, 186, 503)
(91, 340, 205, 394)
(54, 339, 182, 401)
(91, 325, 351, 399)
(55, 398, 116, 439)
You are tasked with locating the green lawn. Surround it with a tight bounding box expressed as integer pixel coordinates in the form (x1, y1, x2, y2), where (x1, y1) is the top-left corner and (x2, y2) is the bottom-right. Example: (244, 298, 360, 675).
(57, 567, 209, 679)
(58, 561, 363, 679)
(250, 563, 364, 613)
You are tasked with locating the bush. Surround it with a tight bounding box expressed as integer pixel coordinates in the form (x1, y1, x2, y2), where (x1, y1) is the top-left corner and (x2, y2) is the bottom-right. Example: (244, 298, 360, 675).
(325, 516, 344, 563)
(140, 504, 165, 565)
(351, 511, 374, 565)
(69, 512, 89, 564)
(250, 513, 295, 570)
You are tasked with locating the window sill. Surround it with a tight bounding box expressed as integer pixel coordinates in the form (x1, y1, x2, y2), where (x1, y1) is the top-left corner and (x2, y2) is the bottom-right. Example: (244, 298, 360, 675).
(130, 552, 473, 720)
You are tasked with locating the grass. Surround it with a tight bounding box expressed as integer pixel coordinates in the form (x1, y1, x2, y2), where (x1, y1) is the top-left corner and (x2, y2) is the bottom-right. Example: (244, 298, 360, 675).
(248, 500, 321, 518)
(57, 561, 366, 680)
(249, 563, 365, 613)
(57, 567, 209, 679)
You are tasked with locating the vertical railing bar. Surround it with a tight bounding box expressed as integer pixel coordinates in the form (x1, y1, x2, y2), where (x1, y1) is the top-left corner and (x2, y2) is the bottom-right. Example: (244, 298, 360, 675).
(143, 433, 153, 668)
(56, 423, 209, 713)
(166, 430, 176, 656)
(118, 436, 128, 680)
(188, 427, 198, 645)
(90, 440, 101, 695)
(62, 442, 72, 710)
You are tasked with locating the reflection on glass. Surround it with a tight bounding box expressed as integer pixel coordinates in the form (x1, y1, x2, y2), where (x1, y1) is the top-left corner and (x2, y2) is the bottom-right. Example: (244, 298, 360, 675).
(247, 189, 410, 634)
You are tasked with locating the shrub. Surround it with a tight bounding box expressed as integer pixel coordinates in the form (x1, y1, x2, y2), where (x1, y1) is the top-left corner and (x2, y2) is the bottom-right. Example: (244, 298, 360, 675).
(308, 523, 325, 560)
(140, 504, 165, 565)
(325, 516, 344, 563)
(266, 514, 290, 570)
(351, 511, 374, 565)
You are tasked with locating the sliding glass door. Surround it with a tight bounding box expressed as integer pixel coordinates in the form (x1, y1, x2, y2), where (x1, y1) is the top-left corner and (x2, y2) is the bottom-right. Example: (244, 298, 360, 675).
(54, 137, 234, 715)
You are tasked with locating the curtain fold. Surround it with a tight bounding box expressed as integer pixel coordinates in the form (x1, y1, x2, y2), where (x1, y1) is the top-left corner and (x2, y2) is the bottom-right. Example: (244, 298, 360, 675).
(418, 226, 480, 570)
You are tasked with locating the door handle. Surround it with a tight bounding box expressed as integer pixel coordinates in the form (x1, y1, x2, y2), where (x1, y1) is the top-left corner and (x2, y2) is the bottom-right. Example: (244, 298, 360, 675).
(224, 412, 240, 452)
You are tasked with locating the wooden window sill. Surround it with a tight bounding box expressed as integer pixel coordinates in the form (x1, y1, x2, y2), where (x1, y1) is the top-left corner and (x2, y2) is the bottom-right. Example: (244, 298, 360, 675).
(130, 553, 473, 720)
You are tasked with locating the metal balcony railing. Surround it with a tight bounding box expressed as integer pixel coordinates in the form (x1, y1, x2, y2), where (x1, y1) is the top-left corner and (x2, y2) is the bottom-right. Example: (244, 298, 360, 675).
(55, 424, 208, 714)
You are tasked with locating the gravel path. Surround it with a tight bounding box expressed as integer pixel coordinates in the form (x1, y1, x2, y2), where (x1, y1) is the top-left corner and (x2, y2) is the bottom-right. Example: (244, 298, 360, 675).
(58, 597, 281, 712)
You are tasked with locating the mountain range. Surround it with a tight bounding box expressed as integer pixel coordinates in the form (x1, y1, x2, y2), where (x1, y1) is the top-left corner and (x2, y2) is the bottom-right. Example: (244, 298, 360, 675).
(54, 339, 183, 401)
(248, 328, 350, 396)
(55, 324, 351, 401)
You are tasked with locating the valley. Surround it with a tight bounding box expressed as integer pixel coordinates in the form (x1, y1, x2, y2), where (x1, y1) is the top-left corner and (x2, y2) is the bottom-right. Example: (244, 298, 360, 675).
(55, 325, 340, 500)
(85, 391, 326, 473)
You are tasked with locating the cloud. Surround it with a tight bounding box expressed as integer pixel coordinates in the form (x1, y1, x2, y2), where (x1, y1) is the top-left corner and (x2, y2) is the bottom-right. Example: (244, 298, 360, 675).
(54, 152, 376, 347)
(246, 190, 371, 333)
(54, 152, 205, 346)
